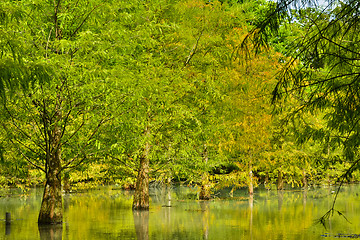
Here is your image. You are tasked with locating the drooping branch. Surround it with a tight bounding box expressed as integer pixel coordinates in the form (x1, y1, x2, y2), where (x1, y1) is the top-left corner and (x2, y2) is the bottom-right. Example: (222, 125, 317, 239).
(108, 155, 137, 170)
(61, 116, 110, 171)
(316, 158, 360, 228)
(184, 30, 204, 67)
(3, 104, 46, 152)
(60, 118, 85, 148)
(20, 92, 47, 145)
(3, 127, 46, 173)
(70, 3, 103, 38)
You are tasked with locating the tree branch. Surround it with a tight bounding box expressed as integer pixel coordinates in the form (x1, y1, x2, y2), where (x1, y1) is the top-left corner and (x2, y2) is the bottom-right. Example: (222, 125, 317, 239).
(184, 30, 204, 67)
(70, 3, 104, 38)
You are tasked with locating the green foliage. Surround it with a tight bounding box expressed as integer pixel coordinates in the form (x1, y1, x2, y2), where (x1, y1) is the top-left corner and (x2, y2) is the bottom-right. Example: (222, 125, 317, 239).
(0, 2, 53, 100)
(0, 0, 356, 195)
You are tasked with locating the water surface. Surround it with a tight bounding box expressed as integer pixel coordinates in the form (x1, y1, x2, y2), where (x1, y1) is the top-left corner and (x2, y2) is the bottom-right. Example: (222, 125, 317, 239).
(1, 185, 360, 239)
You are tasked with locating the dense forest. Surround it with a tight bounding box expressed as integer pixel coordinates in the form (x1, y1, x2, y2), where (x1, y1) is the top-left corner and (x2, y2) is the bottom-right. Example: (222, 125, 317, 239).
(1, 0, 359, 224)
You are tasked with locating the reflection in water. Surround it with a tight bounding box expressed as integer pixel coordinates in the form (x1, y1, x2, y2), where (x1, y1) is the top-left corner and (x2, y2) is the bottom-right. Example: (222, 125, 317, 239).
(133, 210, 149, 240)
(5, 222, 11, 235)
(200, 201, 210, 240)
(249, 195, 254, 240)
(2, 185, 360, 240)
(5, 212, 11, 235)
(38, 224, 63, 240)
(277, 190, 284, 211)
(303, 190, 307, 212)
(164, 186, 172, 224)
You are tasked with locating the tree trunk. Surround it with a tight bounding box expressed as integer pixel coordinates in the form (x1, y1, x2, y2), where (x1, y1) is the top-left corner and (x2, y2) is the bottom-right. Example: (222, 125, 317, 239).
(132, 126, 150, 210)
(302, 169, 308, 189)
(248, 161, 254, 196)
(132, 154, 150, 210)
(199, 182, 211, 200)
(63, 172, 70, 193)
(38, 99, 63, 225)
(199, 144, 210, 200)
(38, 143, 63, 224)
(277, 171, 284, 190)
(264, 172, 270, 190)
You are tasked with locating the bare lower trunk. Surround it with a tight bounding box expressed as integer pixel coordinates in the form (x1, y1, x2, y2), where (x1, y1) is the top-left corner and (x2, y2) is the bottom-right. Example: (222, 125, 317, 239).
(277, 171, 284, 190)
(63, 172, 70, 193)
(132, 154, 150, 210)
(38, 153, 62, 224)
(302, 169, 308, 189)
(133, 126, 150, 210)
(199, 144, 210, 200)
(248, 162, 254, 195)
(199, 180, 211, 200)
(38, 108, 63, 225)
(264, 173, 270, 190)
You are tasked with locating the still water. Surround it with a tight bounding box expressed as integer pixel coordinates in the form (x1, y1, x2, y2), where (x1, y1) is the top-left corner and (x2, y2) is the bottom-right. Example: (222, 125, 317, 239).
(1, 184, 360, 240)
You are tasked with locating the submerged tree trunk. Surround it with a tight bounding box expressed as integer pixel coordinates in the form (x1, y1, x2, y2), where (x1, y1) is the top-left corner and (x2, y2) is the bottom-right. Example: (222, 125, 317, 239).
(38, 128, 63, 224)
(199, 144, 210, 200)
(38, 167, 62, 224)
(133, 126, 150, 210)
(38, 96, 63, 225)
(132, 154, 150, 210)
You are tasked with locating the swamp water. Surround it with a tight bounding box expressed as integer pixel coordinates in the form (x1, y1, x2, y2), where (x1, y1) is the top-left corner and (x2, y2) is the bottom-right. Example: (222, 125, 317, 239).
(1, 185, 360, 240)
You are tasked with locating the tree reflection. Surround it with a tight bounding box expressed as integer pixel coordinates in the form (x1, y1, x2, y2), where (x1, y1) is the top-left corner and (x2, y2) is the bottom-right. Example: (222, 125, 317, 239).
(5, 223, 11, 235)
(249, 195, 254, 240)
(38, 224, 63, 240)
(277, 190, 284, 211)
(200, 201, 210, 240)
(302, 189, 307, 212)
(133, 210, 149, 240)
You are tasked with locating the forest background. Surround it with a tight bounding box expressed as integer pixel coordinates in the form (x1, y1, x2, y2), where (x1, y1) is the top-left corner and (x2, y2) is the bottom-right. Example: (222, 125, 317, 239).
(0, 0, 358, 222)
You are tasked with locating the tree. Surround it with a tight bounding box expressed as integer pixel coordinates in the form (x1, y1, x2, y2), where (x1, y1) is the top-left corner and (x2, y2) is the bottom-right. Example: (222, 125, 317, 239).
(99, 0, 198, 210)
(0, 2, 53, 99)
(243, 0, 360, 223)
(0, 0, 118, 224)
(0, 2, 54, 163)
